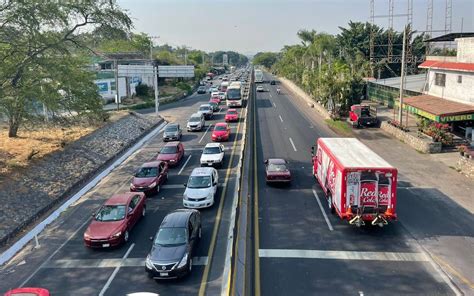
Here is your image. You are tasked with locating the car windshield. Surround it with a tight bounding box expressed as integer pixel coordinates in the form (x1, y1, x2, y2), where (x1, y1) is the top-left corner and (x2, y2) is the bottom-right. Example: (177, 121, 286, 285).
(268, 163, 288, 172)
(165, 126, 178, 132)
(361, 108, 370, 117)
(154, 227, 187, 246)
(227, 111, 237, 115)
(160, 146, 178, 154)
(227, 89, 241, 100)
(135, 167, 158, 178)
(190, 116, 201, 122)
(187, 175, 211, 188)
(199, 106, 210, 111)
(215, 125, 227, 131)
(204, 147, 221, 154)
(95, 205, 126, 222)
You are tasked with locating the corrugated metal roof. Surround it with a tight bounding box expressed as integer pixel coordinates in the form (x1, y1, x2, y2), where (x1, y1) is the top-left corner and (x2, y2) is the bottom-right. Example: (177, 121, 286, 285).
(370, 74, 426, 93)
(404, 95, 474, 116)
(320, 138, 394, 169)
(419, 60, 474, 72)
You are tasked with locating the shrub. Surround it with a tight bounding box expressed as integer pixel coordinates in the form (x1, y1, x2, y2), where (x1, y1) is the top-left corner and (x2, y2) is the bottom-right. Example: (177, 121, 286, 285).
(135, 83, 152, 97)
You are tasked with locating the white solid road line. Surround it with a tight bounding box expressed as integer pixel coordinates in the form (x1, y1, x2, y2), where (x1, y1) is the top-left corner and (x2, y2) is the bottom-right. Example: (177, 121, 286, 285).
(269, 94, 272, 98)
(312, 189, 334, 231)
(178, 155, 192, 175)
(258, 249, 429, 262)
(44, 256, 208, 269)
(99, 243, 135, 296)
(279, 115, 284, 123)
(289, 137, 297, 152)
(199, 124, 212, 143)
(272, 102, 276, 108)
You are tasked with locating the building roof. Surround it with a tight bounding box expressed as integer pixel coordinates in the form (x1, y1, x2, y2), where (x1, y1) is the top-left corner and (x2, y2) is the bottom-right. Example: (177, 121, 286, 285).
(371, 74, 426, 93)
(419, 60, 474, 72)
(424, 32, 474, 42)
(404, 95, 474, 116)
(319, 138, 394, 169)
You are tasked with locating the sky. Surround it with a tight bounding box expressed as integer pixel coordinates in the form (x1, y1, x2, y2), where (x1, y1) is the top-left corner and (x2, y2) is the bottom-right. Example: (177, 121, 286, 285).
(118, 0, 474, 55)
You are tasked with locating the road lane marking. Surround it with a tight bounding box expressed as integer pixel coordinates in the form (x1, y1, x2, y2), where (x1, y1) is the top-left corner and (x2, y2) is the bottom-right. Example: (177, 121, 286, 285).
(289, 137, 297, 152)
(432, 254, 474, 289)
(178, 155, 192, 175)
(269, 94, 272, 98)
(253, 85, 261, 296)
(279, 115, 283, 123)
(99, 243, 135, 296)
(43, 256, 208, 268)
(312, 189, 334, 231)
(272, 102, 276, 108)
(258, 249, 429, 262)
(162, 183, 225, 189)
(199, 124, 212, 144)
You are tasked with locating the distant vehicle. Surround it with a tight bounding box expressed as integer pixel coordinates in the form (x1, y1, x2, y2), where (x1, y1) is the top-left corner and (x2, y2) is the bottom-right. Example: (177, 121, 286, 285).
(4, 288, 50, 296)
(198, 104, 213, 119)
(209, 86, 219, 93)
(256, 85, 264, 92)
(210, 97, 220, 105)
(211, 122, 230, 142)
(219, 81, 229, 92)
(264, 158, 292, 184)
(348, 104, 379, 128)
(200, 143, 225, 167)
(226, 83, 243, 107)
(225, 109, 239, 122)
(183, 167, 219, 208)
(156, 141, 184, 166)
(197, 86, 207, 94)
(311, 138, 398, 227)
(208, 101, 219, 112)
(145, 209, 201, 279)
(254, 69, 264, 83)
(187, 112, 205, 131)
(130, 161, 168, 195)
(270, 80, 276, 85)
(217, 91, 226, 101)
(163, 123, 182, 142)
(83, 192, 146, 248)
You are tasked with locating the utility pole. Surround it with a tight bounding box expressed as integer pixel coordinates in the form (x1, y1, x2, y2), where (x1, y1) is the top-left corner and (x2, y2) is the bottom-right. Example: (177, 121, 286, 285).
(149, 36, 160, 61)
(154, 66, 159, 116)
(398, 26, 407, 125)
(114, 59, 120, 111)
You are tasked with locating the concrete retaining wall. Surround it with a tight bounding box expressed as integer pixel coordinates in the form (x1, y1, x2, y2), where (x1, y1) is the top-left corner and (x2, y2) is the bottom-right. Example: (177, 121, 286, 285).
(278, 77, 331, 120)
(456, 156, 474, 179)
(380, 122, 442, 153)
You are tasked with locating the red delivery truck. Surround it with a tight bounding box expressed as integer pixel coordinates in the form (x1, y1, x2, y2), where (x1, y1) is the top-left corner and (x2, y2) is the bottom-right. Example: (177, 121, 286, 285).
(311, 138, 397, 227)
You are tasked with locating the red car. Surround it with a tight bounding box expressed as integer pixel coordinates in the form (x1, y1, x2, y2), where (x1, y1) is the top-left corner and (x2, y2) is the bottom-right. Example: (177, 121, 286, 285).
(83, 192, 146, 248)
(225, 109, 239, 122)
(156, 141, 184, 167)
(5, 288, 50, 296)
(264, 158, 292, 184)
(210, 95, 221, 104)
(211, 122, 230, 142)
(130, 161, 168, 195)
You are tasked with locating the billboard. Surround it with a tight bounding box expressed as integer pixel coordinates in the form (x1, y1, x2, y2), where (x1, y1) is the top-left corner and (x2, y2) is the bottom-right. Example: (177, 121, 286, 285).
(158, 65, 195, 78)
(118, 65, 154, 76)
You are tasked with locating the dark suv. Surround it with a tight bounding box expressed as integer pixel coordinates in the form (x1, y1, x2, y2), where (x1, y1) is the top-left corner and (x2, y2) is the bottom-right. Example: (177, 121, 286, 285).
(145, 209, 201, 279)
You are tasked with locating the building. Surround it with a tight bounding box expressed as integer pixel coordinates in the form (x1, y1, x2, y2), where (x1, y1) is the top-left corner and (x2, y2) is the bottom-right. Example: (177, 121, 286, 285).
(367, 74, 425, 107)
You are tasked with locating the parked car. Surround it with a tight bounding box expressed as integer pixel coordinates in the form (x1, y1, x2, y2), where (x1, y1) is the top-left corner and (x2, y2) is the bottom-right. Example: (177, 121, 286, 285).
(83, 192, 146, 248)
(264, 158, 292, 184)
(130, 161, 168, 195)
(145, 209, 201, 279)
(225, 109, 239, 122)
(200, 143, 225, 167)
(208, 101, 219, 112)
(4, 288, 50, 296)
(156, 141, 184, 166)
(183, 167, 219, 208)
(187, 112, 205, 131)
(256, 85, 264, 92)
(211, 122, 230, 142)
(198, 104, 213, 120)
(197, 86, 207, 94)
(163, 123, 182, 142)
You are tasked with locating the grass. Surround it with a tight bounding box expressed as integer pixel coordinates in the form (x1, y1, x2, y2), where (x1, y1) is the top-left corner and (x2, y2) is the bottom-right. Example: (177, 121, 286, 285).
(324, 119, 353, 136)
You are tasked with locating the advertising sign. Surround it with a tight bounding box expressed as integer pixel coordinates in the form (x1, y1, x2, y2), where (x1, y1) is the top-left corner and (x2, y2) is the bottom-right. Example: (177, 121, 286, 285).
(96, 82, 108, 93)
(158, 66, 195, 78)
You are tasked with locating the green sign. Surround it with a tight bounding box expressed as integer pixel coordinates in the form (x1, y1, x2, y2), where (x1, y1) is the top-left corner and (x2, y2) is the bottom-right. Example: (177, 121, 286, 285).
(439, 113, 474, 122)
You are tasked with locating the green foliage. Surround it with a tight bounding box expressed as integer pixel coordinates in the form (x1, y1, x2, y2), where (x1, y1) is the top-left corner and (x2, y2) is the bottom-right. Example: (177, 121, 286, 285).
(135, 84, 152, 97)
(211, 51, 248, 66)
(253, 52, 279, 69)
(176, 82, 192, 92)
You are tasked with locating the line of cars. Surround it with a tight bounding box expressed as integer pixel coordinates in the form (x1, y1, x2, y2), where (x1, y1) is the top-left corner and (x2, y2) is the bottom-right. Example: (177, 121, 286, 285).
(81, 74, 247, 281)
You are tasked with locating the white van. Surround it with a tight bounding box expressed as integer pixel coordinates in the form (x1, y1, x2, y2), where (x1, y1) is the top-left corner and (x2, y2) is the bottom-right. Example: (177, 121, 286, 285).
(183, 167, 219, 209)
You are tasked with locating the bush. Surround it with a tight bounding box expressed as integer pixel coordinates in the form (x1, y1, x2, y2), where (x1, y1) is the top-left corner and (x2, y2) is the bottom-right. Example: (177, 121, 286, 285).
(136, 83, 152, 97)
(176, 81, 192, 92)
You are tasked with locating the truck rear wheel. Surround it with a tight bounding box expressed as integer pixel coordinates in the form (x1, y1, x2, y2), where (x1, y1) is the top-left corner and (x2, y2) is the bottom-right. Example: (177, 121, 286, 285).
(328, 195, 335, 214)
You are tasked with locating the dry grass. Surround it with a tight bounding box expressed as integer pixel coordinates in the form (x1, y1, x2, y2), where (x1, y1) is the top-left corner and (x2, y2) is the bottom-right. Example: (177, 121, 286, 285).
(0, 111, 128, 175)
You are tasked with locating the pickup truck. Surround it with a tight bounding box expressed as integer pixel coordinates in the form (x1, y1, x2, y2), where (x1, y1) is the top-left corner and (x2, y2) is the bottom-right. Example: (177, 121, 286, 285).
(348, 104, 379, 128)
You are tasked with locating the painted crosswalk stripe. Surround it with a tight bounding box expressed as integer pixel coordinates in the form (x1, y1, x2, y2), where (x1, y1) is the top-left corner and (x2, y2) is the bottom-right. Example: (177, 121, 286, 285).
(258, 249, 429, 262)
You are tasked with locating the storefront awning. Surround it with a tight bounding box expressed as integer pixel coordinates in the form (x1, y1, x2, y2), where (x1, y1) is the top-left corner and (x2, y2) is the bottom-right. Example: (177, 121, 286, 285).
(402, 95, 474, 122)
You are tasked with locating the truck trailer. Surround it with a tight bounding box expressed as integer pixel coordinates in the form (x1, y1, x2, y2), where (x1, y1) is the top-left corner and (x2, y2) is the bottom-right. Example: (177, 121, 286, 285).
(311, 138, 398, 227)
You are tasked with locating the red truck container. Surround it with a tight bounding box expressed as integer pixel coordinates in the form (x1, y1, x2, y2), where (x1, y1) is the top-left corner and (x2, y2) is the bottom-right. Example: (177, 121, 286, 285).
(311, 138, 397, 227)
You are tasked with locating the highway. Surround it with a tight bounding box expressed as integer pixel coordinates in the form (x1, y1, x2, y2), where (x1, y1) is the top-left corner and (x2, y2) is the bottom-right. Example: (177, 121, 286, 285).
(0, 76, 248, 295)
(247, 72, 459, 295)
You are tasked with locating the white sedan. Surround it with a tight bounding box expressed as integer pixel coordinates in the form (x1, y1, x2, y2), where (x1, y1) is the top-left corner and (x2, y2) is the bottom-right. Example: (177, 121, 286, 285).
(256, 85, 264, 92)
(200, 143, 225, 167)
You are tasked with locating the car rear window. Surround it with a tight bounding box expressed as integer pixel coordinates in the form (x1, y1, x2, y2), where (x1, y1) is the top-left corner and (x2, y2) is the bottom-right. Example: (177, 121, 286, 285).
(268, 164, 287, 172)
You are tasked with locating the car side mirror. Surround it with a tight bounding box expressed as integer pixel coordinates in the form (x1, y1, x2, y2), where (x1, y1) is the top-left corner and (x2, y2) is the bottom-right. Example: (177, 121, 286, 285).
(149, 236, 153, 241)
(184, 183, 187, 187)
(264, 159, 268, 165)
(91, 213, 96, 217)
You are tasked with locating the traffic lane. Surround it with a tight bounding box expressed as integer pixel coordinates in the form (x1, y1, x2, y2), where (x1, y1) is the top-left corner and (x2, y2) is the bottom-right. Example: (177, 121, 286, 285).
(260, 258, 453, 296)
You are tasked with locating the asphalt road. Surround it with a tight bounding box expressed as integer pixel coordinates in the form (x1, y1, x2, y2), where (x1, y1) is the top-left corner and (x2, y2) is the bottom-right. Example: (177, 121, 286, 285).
(249, 72, 459, 296)
(0, 75, 248, 295)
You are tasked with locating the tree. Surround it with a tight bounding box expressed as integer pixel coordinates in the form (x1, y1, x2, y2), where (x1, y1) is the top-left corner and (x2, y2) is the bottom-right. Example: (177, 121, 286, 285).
(253, 52, 278, 69)
(0, 0, 132, 137)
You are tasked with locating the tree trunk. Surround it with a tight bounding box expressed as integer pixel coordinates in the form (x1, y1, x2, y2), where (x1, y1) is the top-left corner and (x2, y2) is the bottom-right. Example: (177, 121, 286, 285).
(8, 115, 20, 137)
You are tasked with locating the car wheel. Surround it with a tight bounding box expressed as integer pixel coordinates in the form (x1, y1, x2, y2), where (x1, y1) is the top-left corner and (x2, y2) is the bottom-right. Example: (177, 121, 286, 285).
(328, 195, 335, 213)
(142, 207, 146, 217)
(124, 230, 129, 242)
